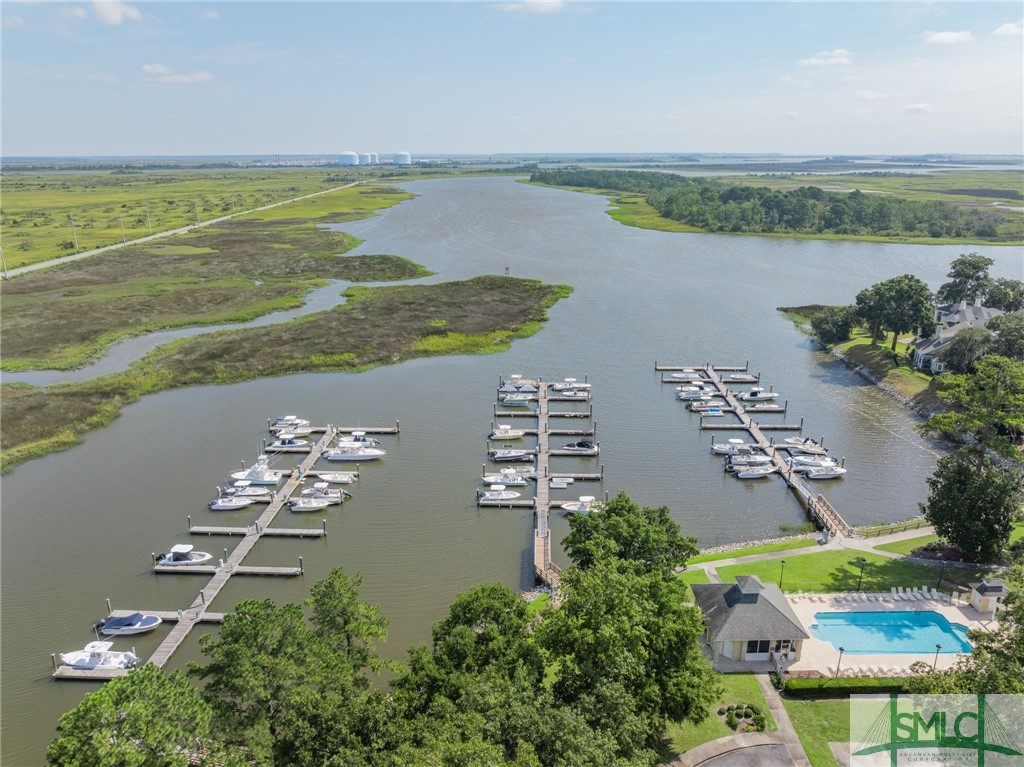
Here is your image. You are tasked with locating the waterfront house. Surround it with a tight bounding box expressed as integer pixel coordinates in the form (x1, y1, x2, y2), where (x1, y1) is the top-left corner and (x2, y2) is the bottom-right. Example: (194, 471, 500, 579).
(911, 301, 1004, 374)
(692, 575, 810, 663)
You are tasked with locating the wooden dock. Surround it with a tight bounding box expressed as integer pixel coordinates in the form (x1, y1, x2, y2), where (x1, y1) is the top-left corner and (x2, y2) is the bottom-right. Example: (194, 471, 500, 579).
(188, 525, 326, 537)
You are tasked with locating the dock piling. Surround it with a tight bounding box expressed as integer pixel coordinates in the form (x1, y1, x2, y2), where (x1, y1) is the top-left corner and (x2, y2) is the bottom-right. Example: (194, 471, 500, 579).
(321, 518, 327, 535)
(187, 515, 192, 530)
(51, 653, 57, 671)
(299, 556, 304, 574)
(105, 597, 112, 614)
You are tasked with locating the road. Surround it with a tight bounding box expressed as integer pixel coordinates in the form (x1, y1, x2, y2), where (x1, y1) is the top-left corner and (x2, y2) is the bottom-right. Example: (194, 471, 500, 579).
(2, 181, 361, 279)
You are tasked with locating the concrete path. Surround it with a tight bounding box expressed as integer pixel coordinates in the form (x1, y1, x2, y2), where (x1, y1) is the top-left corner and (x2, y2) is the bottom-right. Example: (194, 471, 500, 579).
(667, 732, 790, 767)
(3, 181, 360, 279)
(755, 674, 811, 767)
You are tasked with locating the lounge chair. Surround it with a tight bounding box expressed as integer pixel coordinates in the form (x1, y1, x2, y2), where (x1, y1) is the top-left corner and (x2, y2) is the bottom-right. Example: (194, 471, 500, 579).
(931, 588, 941, 600)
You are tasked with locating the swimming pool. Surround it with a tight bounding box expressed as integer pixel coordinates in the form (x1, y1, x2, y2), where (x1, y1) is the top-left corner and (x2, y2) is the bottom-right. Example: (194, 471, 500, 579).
(811, 611, 973, 654)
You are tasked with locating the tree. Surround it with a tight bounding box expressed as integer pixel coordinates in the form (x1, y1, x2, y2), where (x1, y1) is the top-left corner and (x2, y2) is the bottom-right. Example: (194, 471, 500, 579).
(919, 454, 1022, 562)
(879, 274, 934, 352)
(810, 306, 858, 346)
(855, 283, 888, 344)
(937, 326, 995, 373)
(985, 278, 1024, 312)
(988, 311, 1024, 361)
(920, 355, 1024, 468)
(936, 252, 994, 305)
(561, 491, 698, 575)
(307, 567, 388, 679)
(47, 663, 242, 767)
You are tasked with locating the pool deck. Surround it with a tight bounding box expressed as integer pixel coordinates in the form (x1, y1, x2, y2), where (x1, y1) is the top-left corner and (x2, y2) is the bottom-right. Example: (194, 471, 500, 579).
(783, 592, 998, 675)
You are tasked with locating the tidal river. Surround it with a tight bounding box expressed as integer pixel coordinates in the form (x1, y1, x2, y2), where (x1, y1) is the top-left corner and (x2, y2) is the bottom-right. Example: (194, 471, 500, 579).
(1, 176, 1020, 763)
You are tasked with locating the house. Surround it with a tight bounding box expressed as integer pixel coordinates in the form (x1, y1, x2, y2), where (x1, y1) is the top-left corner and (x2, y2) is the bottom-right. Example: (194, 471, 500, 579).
(911, 301, 1004, 374)
(969, 578, 1008, 615)
(691, 575, 810, 663)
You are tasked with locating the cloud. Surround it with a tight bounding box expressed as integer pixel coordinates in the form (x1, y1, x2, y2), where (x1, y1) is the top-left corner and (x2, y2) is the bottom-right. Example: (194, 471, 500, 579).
(142, 63, 213, 84)
(494, 0, 567, 13)
(855, 90, 888, 100)
(992, 20, 1022, 37)
(91, 1, 142, 25)
(901, 103, 934, 113)
(3, 14, 27, 27)
(200, 9, 219, 21)
(784, 111, 799, 121)
(62, 6, 88, 22)
(922, 30, 973, 45)
(799, 48, 851, 66)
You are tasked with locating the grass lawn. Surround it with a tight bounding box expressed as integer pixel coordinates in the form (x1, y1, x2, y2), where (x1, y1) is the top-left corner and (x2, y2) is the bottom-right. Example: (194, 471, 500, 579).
(689, 538, 819, 564)
(676, 568, 712, 600)
(525, 593, 551, 617)
(781, 696, 850, 767)
(875, 534, 939, 556)
(715, 549, 990, 594)
(662, 673, 777, 759)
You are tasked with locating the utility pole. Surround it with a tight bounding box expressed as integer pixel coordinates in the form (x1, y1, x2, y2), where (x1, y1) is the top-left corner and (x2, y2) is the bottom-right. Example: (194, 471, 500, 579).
(0, 245, 9, 280)
(192, 201, 200, 226)
(119, 214, 126, 243)
(145, 201, 153, 234)
(69, 214, 79, 251)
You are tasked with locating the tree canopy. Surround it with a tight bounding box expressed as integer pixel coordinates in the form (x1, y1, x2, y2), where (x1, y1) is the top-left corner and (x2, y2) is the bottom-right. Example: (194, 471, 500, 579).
(937, 326, 995, 373)
(810, 305, 857, 347)
(856, 274, 934, 349)
(989, 311, 1024, 361)
(936, 252, 995, 305)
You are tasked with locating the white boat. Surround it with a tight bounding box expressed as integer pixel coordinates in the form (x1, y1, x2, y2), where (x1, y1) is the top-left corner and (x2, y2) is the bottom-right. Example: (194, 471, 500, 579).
(490, 424, 526, 440)
(478, 484, 522, 502)
(561, 440, 599, 455)
(689, 400, 725, 411)
(738, 387, 780, 402)
(781, 437, 830, 456)
(270, 424, 314, 437)
(231, 455, 285, 485)
(804, 465, 848, 480)
(501, 393, 533, 407)
(733, 465, 776, 479)
(489, 448, 534, 462)
(316, 471, 358, 484)
(333, 431, 380, 447)
(552, 378, 591, 392)
(549, 476, 575, 488)
(290, 496, 332, 511)
(561, 496, 598, 514)
(322, 445, 386, 462)
(726, 454, 773, 468)
(669, 369, 701, 381)
(209, 495, 255, 511)
(270, 415, 310, 430)
(59, 641, 140, 670)
(95, 612, 163, 636)
(725, 373, 759, 383)
(711, 438, 756, 455)
(678, 391, 716, 401)
(266, 434, 312, 452)
(482, 468, 530, 486)
(157, 544, 213, 567)
(787, 455, 838, 470)
(221, 480, 273, 499)
(299, 482, 350, 504)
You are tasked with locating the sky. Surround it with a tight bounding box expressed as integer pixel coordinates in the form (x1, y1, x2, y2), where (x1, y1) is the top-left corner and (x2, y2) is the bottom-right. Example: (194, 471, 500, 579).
(2, 1, 1022, 157)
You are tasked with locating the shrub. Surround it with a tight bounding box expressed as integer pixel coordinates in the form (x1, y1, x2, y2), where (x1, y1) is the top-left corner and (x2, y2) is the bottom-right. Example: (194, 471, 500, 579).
(770, 670, 785, 690)
(784, 677, 908, 699)
(744, 707, 754, 718)
(727, 712, 739, 730)
(717, 706, 726, 716)
(748, 703, 762, 715)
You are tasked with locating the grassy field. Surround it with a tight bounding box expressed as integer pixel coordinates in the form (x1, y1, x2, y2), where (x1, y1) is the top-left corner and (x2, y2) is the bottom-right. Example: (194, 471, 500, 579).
(688, 538, 819, 564)
(0, 276, 570, 472)
(876, 521, 1024, 557)
(0, 185, 420, 370)
(662, 673, 777, 759)
(781, 696, 850, 767)
(715, 549, 991, 594)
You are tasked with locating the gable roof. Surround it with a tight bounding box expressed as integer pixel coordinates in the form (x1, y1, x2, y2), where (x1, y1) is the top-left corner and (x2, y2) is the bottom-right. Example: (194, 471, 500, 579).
(692, 575, 810, 642)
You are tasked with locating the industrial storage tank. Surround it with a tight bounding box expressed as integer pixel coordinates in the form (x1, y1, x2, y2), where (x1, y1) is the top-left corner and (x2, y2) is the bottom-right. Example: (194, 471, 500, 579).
(358, 152, 371, 165)
(369, 153, 379, 164)
(393, 151, 412, 166)
(339, 151, 359, 166)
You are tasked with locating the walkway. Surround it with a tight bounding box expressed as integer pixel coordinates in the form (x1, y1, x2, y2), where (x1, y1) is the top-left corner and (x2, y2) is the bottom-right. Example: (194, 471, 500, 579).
(756, 674, 811, 767)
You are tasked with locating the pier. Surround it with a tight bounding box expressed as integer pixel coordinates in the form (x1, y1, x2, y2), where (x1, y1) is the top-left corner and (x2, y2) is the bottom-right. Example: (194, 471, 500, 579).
(656, 362, 853, 539)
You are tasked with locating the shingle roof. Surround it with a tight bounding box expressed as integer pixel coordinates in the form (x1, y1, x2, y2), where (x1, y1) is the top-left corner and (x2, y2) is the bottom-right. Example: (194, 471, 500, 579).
(692, 576, 810, 643)
(970, 578, 1008, 596)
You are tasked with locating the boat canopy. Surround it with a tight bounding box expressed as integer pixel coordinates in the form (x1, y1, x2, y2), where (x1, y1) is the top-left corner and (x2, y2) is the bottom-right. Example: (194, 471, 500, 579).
(170, 544, 194, 554)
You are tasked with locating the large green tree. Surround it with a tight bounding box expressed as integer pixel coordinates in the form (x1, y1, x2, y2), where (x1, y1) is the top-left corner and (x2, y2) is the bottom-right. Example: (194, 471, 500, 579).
(989, 311, 1024, 361)
(985, 278, 1024, 313)
(306, 567, 388, 679)
(919, 454, 1022, 562)
(936, 252, 994, 305)
(856, 275, 934, 350)
(810, 305, 858, 346)
(937, 326, 995, 373)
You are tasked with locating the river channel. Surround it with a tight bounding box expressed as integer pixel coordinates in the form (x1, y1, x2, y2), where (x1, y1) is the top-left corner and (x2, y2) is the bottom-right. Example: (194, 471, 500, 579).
(1, 176, 1021, 764)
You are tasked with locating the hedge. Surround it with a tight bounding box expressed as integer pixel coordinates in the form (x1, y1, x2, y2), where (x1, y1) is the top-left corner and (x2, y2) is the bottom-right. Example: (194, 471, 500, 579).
(784, 677, 910, 699)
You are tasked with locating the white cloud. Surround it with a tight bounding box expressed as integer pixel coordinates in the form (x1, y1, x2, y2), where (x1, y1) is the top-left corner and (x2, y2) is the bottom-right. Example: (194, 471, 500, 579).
(91, 1, 142, 25)
(855, 90, 888, 100)
(799, 48, 851, 66)
(992, 20, 1023, 37)
(3, 14, 27, 27)
(494, 0, 567, 13)
(200, 9, 219, 21)
(62, 6, 88, 22)
(142, 63, 213, 84)
(842, 75, 864, 83)
(922, 30, 973, 45)
(901, 103, 934, 113)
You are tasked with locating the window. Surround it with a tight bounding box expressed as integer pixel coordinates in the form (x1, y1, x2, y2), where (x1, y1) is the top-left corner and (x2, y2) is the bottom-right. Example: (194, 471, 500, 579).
(746, 640, 770, 654)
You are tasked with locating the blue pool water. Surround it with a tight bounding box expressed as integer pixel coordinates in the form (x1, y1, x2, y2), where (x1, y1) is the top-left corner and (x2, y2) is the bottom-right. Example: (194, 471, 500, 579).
(811, 611, 973, 654)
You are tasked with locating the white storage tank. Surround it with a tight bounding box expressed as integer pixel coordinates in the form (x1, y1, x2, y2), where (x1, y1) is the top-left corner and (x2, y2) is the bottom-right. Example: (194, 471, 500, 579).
(393, 151, 412, 166)
(358, 152, 371, 165)
(339, 151, 359, 166)
(369, 152, 379, 164)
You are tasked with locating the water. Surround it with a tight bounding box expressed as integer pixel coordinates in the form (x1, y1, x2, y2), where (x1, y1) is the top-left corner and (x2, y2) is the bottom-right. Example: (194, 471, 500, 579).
(811, 611, 973, 654)
(1, 176, 1020, 763)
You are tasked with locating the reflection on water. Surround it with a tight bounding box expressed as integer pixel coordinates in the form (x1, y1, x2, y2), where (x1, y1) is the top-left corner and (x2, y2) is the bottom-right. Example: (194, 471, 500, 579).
(1, 176, 1019, 763)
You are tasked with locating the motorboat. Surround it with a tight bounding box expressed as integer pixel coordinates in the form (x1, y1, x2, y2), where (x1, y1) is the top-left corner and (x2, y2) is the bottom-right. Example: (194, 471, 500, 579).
(95, 612, 162, 636)
(677, 390, 716, 401)
(231, 455, 285, 485)
(490, 424, 526, 440)
(334, 431, 380, 447)
(482, 468, 530, 486)
(669, 369, 702, 381)
(701, 407, 725, 417)
(220, 480, 273, 499)
(266, 434, 311, 452)
(488, 448, 535, 462)
(59, 641, 140, 670)
(787, 455, 839, 470)
(322, 445, 386, 462)
(738, 387, 780, 402)
(726, 453, 773, 469)
(486, 465, 535, 480)
(552, 378, 591, 392)
(299, 482, 350, 504)
(689, 400, 726, 411)
(157, 544, 213, 567)
(477, 484, 522, 502)
(561, 496, 598, 514)
(711, 438, 756, 455)
(803, 465, 848, 480)
(271, 424, 314, 437)
(316, 471, 358, 484)
(561, 440, 599, 455)
(209, 495, 255, 511)
(270, 415, 310, 430)
(290, 496, 332, 511)
(549, 476, 575, 488)
(733, 466, 776, 479)
(501, 393, 533, 407)
(781, 437, 830, 456)
(724, 373, 759, 383)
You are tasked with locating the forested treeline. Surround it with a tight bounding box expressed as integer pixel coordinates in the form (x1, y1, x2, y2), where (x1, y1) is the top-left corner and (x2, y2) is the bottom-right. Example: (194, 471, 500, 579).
(530, 169, 1016, 241)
